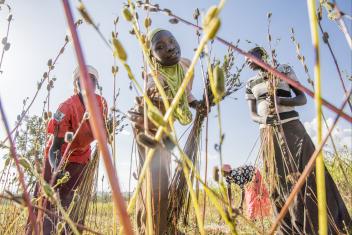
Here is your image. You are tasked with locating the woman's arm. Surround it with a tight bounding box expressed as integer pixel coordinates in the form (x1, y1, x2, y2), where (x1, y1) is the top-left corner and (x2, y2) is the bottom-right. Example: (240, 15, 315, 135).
(278, 86, 307, 106)
(49, 136, 64, 170)
(239, 190, 245, 211)
(248, 100, 277, 125)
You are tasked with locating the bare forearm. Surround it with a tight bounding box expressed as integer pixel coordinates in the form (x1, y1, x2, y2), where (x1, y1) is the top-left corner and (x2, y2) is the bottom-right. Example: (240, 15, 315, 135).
(250, 112, 265, 124)
(240, 190, 245, 208)
(279, 95, 306, 107)
(49, 137, 64, 169)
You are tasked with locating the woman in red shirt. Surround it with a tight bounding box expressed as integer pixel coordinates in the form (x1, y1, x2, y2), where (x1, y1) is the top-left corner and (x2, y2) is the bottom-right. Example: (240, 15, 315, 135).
(32, 65, 107, 234)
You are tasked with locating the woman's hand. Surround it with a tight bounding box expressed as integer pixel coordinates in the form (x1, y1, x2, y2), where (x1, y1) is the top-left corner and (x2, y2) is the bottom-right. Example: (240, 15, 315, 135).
(189, 100, 209, 116)
(262, 115, 278, 125)
(222, 164, 232, 176)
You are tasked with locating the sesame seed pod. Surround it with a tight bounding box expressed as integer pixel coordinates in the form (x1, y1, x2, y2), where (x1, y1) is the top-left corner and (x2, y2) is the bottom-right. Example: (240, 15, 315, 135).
(203, 6, 218, 27)
(208, 64, 217, 101)
(205, 18, 221, 40)
(122, 7, 133, 22)
(19, 158, 32, 173)
(57, 222, 65, 233)
(141, 34, 146, 44)
(43, 184, 54, 198)
(213, 64, 225, 100)
(77, 3, 94, 25)
(144, 17, 152, 28)
(112, 37, 127, 61)
(43, 112, 48, 121)
(124, 64, 134, 80)
(57, 172, 70, 185)
(213, 166, 219, 182)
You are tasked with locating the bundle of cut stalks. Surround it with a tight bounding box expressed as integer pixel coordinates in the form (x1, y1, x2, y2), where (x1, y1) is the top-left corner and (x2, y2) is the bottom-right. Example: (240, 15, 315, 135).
(167, 57, 243, 231)
(167, 110, 203, 232)
(68, 146, 100, 230)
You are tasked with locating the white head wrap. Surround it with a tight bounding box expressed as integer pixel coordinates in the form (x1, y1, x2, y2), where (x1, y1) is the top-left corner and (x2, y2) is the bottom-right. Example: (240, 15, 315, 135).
(72, 65, 99, 81)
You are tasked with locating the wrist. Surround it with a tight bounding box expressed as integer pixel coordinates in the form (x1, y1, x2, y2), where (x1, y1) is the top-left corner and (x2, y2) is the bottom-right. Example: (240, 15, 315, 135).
(189, 100, 197, 108)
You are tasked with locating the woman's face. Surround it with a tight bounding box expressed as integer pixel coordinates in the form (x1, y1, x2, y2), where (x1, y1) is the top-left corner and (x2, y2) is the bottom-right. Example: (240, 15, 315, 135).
(151, 30, 181, 66)
(77, 74, 97, 92)
(247, 50, 263, 71)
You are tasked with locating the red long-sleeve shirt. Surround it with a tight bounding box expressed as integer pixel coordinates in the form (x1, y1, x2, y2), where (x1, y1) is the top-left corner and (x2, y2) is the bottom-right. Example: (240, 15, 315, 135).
(44, 94, 107, 164)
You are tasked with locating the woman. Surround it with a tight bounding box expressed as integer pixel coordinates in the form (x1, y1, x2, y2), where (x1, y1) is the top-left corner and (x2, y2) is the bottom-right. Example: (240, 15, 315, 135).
(30, 65, 108, 234)
(245, 46, 351, 234)
(129, 28, 204, 235)
(222, 164, 271, 220)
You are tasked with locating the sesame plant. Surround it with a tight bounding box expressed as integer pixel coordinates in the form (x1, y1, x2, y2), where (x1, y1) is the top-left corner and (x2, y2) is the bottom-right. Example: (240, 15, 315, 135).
(0, 0, 351, 235)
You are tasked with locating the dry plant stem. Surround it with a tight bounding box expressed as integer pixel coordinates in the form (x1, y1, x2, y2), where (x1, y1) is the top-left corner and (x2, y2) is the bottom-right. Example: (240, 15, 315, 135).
(290, 29, 345, 167)
(61, 1, 133, 234)
(331, 4, 352, 49)
(181, 157, 205, 235)
(0, 39, 70, 146)
(0, 10, 12, 73)
(318, 21, 352, 111)
(267, 16, 295, 167)
(215, 104, 231, 215)
(197, 32, 210, 224)
(269, 87, 352, 235)
(139, 4, 352, 123)
(0, 98, 38, 234)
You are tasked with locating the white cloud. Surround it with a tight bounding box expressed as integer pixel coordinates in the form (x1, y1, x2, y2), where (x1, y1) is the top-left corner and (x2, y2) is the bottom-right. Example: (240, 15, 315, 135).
(304, 117, 352, 152)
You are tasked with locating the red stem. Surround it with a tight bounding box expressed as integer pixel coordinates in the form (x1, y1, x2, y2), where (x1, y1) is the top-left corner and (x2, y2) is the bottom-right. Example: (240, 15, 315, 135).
(61, 1, 133, 234)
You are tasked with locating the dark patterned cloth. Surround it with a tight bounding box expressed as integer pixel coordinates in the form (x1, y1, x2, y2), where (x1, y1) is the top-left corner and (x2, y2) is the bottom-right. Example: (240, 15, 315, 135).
(225, 165, 255, 188)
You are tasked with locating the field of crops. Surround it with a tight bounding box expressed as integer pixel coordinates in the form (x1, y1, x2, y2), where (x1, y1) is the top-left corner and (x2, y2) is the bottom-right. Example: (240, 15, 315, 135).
(0, 0, 351, 234)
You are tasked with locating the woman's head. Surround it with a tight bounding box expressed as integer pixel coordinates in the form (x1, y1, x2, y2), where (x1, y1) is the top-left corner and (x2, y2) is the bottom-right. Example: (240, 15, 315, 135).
(73, 65, 99, 94)
(246, 46, 268, 71)
(148, 28, 181, 66)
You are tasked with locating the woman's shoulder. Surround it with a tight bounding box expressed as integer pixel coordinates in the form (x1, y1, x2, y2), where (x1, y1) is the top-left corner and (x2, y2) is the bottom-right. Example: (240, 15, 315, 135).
(179, 57, 191, 68)
(58, 95, 77, 109)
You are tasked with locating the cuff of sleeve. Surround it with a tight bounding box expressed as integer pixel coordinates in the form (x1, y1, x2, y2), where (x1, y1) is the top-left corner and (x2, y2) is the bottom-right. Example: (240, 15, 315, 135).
(245, 94, 255, 100)
(187, 93, 196, 103)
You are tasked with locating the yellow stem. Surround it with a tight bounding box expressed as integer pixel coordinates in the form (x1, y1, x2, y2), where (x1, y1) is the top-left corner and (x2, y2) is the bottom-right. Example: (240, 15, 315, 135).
(307, 0, 327, 234)
(146, 167, 153, 235)
(181, 153, 205, 235)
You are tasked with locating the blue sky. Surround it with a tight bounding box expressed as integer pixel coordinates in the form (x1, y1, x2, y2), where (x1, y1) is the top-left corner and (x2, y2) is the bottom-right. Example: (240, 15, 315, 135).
(0, 0, 351, 191)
